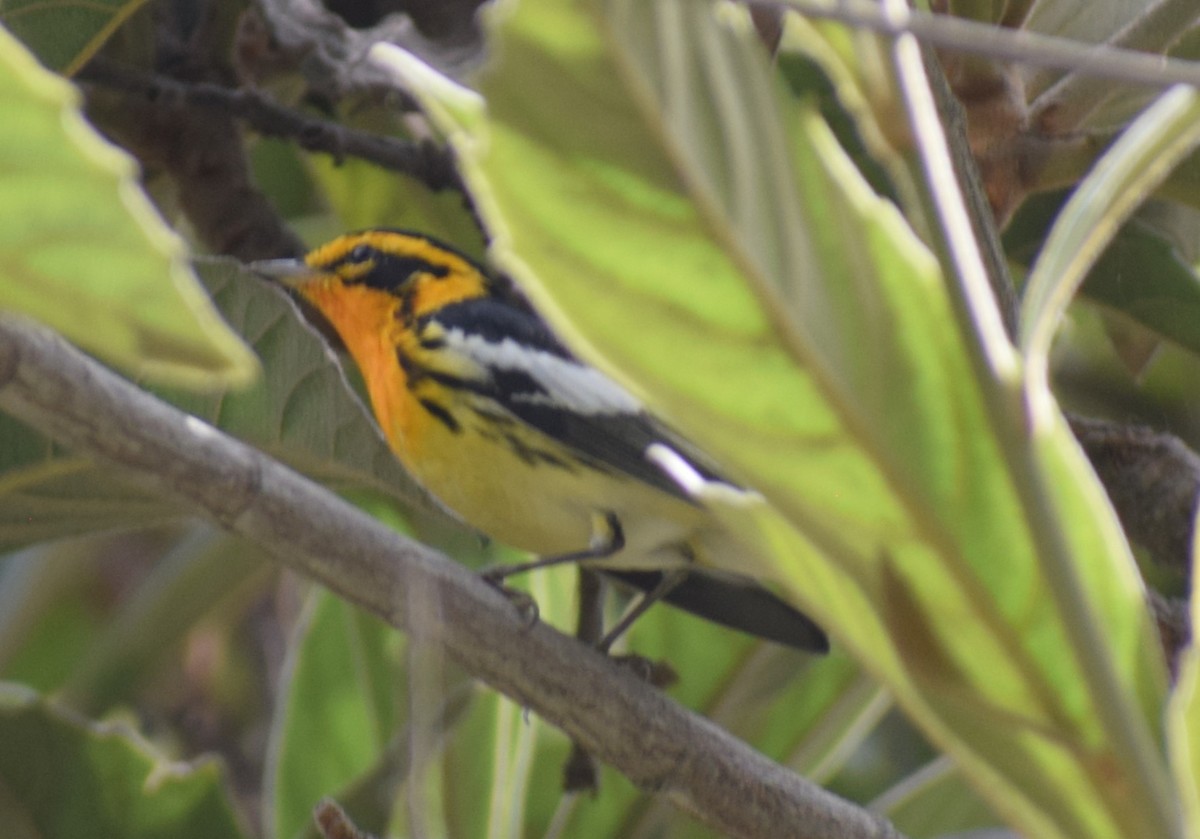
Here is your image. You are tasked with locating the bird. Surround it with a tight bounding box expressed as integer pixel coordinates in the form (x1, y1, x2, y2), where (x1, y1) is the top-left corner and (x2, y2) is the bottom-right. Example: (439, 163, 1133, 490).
(253, 229, 827, 653)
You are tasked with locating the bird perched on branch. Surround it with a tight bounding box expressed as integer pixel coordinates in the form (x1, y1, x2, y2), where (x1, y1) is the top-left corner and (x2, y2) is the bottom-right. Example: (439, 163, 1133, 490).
(254, 229, 827, 654)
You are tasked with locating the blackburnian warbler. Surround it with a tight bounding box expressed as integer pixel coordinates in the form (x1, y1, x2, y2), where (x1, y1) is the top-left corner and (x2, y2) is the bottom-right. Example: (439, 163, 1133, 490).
(254, 229, 826, 653)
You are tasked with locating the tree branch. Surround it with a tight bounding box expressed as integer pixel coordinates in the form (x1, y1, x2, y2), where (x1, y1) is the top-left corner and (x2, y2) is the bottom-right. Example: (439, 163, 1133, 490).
(79, 62, 465, 195)
(1069, 415, 1199, 579)
(0, 316, 904, 839)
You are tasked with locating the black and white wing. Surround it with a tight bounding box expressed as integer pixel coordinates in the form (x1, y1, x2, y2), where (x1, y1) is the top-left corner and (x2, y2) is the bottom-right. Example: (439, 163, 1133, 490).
(426, 297, 829, 653)
(426, 297, 730, 501)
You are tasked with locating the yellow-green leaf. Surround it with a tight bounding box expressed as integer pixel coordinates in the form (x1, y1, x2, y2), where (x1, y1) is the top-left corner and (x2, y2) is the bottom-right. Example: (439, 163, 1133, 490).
(1169, 529, 1200, 836)
(393, 0, 1172, 836)
(0, 0, 146, 75)
(0, 25, 258, 388)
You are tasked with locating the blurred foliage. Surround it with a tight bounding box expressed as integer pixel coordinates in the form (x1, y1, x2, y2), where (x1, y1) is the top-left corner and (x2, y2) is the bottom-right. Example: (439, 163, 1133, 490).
(1, 1, 1199, 838)
(0, 24, 258, 388)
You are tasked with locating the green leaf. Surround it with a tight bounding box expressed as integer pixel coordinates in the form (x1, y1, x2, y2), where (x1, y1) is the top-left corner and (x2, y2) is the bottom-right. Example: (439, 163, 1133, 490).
(1021, 85, 1200, 381)
(1155, 143, 1200, 211)
(946, 0, 1005, 23)
(1005, 194, 1200, 362)
(0, 541, 108, 689)
(776, 14, 922, 215)
(265, 589, 403, 839)
(774, 46, 895, 204)
(1025, 0, 1150, 48)
(623, 597, 879, 783)
(0, 421, 187, 552)
(614, 637, 889, 836)
(1169, 534, 1200, 838)
(56, 529, 268, 713)
(1079, 220, 1200, 358)
(0, 682, 247, 839)
(0, 0, 145, 75)
(163, 260, 435, 511)
(0, 25, 258, 388)
(397, 0, 1172, 835)
(307, 155, 486, 261)
(432, 566, 568, 839)
(871, 756, 1001, 837)
(439, 682, 545, 839)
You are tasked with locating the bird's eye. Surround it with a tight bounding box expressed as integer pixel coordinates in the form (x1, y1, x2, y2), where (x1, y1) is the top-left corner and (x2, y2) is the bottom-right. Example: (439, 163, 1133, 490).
(348, 244, 373, 263)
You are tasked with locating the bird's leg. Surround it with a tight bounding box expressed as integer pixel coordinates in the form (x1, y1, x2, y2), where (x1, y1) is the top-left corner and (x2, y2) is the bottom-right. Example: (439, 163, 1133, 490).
(480, 512, 625, 584)
(597, 568, 688, 653)
(479, 512, 624, 626)
(480, 514, 685, 793)
(562, 568, 687, 794)
(574, 568, 607, 646)
(562, 569, 606, 793)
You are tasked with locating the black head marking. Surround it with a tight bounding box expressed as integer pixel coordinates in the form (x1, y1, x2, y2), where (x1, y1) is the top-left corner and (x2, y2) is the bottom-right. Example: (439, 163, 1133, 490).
(357, 253, 451, 292)
(332, 241, 451, 293)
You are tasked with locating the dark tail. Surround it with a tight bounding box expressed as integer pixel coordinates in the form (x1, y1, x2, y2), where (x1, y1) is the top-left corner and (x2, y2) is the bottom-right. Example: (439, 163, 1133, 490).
(603, 569, 829, 653)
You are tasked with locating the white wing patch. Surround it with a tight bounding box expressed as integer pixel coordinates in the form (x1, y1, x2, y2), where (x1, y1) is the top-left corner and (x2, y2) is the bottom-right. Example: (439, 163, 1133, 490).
(444, 329, 644, 416)
(645, 442, 706, 496)
(645, 443, 757, 502)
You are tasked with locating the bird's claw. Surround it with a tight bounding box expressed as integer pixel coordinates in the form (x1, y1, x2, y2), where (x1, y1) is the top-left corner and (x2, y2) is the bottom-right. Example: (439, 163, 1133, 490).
(481, 568, 541, 628)
(609, 653, 678, 689)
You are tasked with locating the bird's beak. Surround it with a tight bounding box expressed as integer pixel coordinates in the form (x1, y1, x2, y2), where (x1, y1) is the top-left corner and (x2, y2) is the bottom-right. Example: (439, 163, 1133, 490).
(249, 257, 324, 289)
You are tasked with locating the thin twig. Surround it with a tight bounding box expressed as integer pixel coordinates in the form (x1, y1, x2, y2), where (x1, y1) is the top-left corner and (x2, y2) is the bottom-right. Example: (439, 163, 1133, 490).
(79, 62, 465, 195)
(781, 0, 1200, 88)
(1029, 0, 1200, 132)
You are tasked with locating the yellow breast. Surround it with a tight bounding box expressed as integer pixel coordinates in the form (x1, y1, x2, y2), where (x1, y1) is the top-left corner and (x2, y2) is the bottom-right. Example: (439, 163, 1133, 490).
(297, 277, 704, 565)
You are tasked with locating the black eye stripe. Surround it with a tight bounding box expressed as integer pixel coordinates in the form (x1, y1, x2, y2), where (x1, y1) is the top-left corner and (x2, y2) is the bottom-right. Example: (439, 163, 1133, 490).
(338, 250, 451, 291)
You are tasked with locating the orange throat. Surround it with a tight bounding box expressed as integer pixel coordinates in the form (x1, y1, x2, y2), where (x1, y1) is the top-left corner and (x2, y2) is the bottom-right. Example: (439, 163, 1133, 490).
(301, 283, 419, 459)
